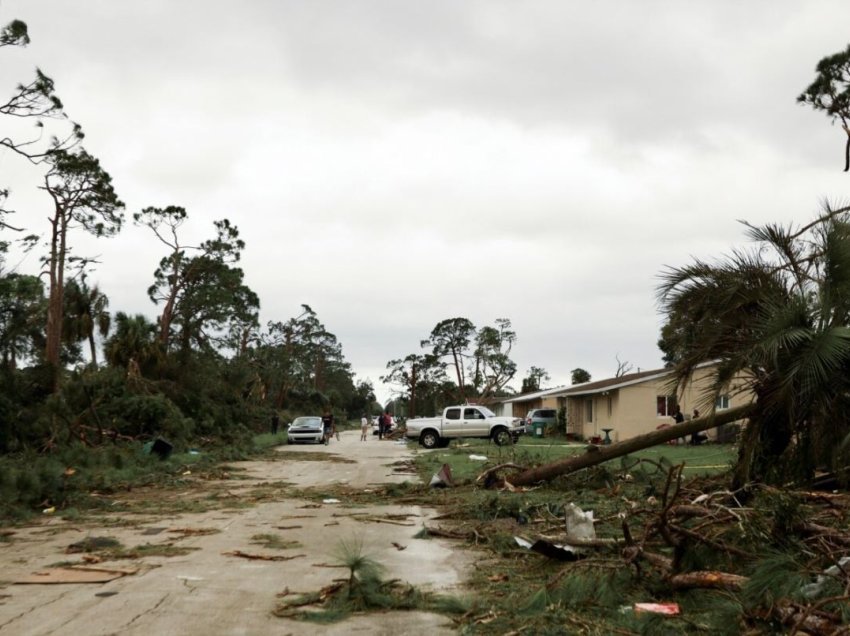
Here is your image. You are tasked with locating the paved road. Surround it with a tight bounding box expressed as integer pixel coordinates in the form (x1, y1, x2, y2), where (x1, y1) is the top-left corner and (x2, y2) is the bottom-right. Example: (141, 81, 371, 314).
(0, 432, 469, 635)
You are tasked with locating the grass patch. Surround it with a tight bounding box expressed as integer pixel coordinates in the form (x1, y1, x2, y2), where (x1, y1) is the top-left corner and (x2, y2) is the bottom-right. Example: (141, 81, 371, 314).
(411, 438, 735, 485)
(67, 536, 122, 553)
(250, 533, 302, 550)
(0, 431, 291, 524)
(273, 450, 357, 464)
(108, 543, 199, 559)
(63, 535, 197, 561)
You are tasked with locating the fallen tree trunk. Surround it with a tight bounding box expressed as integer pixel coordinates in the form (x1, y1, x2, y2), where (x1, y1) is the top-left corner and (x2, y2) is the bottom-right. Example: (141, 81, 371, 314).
(510, 405, 752, 487)
(668, 570, 748, 591)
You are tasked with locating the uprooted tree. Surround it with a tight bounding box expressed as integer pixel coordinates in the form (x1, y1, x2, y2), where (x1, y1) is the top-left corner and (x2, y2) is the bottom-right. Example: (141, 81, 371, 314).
(660, 204, 850, 488)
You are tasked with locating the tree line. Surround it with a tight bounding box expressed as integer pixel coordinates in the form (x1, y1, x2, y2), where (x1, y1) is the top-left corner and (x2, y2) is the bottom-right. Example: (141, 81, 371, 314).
(0, 19, 375, 453)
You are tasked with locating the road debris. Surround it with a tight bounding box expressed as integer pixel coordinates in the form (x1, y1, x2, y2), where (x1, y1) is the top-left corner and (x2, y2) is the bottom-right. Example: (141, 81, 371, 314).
(429, 463, 454, 488)
(633, 602, 681, 615)
(564, 503, 596, 541)
(222, 550, 306, 562)
(15, 565, 139, 584)
(513, 536, 584, 562)
(168, 527, 220, 537)
(354, 516, 416, 527)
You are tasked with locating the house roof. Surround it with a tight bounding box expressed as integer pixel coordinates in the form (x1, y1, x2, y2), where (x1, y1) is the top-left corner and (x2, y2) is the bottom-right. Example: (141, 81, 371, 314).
(498, 386, 568, 403)
(495, 362, 720, 404)
(545, 367, 672, 398)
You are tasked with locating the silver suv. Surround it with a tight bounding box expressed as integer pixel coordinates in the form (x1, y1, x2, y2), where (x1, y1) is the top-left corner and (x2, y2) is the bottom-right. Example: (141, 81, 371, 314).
(524, 408, 557, 435)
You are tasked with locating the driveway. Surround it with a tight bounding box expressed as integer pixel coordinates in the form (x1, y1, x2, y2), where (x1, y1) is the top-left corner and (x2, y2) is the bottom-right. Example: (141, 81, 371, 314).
(0, 432, 470, 635)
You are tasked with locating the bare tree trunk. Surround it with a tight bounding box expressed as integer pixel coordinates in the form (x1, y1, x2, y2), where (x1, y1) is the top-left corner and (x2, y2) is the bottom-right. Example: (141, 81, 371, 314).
(158, 284, 178, 347)
(510, 405, 752, 487)
(451, 349, 465, 401)
(88, 331, 98, 368)
(45, 207, 67, 390)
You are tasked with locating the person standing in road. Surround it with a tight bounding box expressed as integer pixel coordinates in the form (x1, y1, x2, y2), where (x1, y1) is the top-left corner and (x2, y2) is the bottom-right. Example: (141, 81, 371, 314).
(360, 414, 369, 441)
(382, 410, 392, 440)
(322, 409, 334, 445)
(377, 412, 385, 440)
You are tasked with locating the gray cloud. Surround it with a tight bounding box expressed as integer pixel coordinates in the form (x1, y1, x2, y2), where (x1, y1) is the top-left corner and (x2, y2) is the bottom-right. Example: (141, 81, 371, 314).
(2, 1, 849, 402)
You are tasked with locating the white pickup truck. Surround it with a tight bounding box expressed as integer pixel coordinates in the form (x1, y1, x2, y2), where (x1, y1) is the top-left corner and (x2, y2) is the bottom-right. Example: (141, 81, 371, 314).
(405, 405, 525, 448)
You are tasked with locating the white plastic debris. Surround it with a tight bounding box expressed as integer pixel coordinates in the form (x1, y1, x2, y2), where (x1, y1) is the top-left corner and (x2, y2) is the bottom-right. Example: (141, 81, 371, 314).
(801, 556, 850, 598)
(565, 503, 596, 541)
(514, 536, 533, 549)
(468, 455, 488, 461)
(322, 498, 341, 504)
(514, 536, 583, 561)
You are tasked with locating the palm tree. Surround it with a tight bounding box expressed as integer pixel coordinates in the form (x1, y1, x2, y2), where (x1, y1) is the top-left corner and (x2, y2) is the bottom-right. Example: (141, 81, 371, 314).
(104, 312, 159, 372)
(0, 273, 46, 369)
(658, 203, 850, 486)
(63, 279, 111, 367)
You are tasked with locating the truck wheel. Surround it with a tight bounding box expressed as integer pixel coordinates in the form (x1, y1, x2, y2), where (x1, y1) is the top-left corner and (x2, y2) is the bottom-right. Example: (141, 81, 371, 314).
(420, 431, 440, 449)
(493, 428, 512, 446)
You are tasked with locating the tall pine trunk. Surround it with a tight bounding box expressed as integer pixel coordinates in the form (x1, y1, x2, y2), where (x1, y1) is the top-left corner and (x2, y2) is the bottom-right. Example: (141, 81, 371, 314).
(45, 208, 67, 391)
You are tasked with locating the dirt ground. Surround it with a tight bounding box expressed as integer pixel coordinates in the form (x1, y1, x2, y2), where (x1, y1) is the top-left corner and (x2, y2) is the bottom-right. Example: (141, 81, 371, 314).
(0, 432, 472, 635)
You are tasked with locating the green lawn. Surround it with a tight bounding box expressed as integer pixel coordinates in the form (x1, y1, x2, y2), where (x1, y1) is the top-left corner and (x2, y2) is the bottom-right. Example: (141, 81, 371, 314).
(411, 436, 736, 484)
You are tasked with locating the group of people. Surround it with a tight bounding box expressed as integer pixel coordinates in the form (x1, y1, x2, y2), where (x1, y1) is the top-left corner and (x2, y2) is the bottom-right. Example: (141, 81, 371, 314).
(323, 409, 395, 443)
(359, 411, 393, 441)
(271, 409, 394, 445)
(671, 406, 708, 445)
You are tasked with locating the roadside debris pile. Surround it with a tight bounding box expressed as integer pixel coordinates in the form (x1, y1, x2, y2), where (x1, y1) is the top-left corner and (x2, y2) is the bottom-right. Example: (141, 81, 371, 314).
(419, 459, 850, 634)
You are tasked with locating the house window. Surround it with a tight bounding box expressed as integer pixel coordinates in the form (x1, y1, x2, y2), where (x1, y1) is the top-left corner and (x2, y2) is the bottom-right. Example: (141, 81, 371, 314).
(657, 395, 677, 417)
(585, 399, 593, 423)
(715, 395, 730, 410)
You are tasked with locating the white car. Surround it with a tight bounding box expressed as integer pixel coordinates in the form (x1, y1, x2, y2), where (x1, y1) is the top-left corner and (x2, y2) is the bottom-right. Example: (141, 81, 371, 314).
(287, 416, 324, 444)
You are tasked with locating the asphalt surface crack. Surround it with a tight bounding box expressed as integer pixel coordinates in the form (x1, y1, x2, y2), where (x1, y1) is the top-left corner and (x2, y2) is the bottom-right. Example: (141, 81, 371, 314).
(0, 589, 73, 630)
(119, 593, 169, 631)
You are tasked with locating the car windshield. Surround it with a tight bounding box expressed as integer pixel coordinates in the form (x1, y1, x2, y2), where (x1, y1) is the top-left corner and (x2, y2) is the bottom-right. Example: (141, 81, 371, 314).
(291, 417, 321, 428)
(477, 407, 495, 417)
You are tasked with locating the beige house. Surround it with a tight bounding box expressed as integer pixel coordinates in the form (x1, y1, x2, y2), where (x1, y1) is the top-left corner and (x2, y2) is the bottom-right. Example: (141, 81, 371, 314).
(547, 365, 750, 442)
(494, 364, 751, 442)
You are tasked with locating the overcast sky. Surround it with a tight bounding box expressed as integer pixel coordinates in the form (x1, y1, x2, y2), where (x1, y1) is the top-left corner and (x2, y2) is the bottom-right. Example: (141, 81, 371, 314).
(2, 1, 849, 403)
